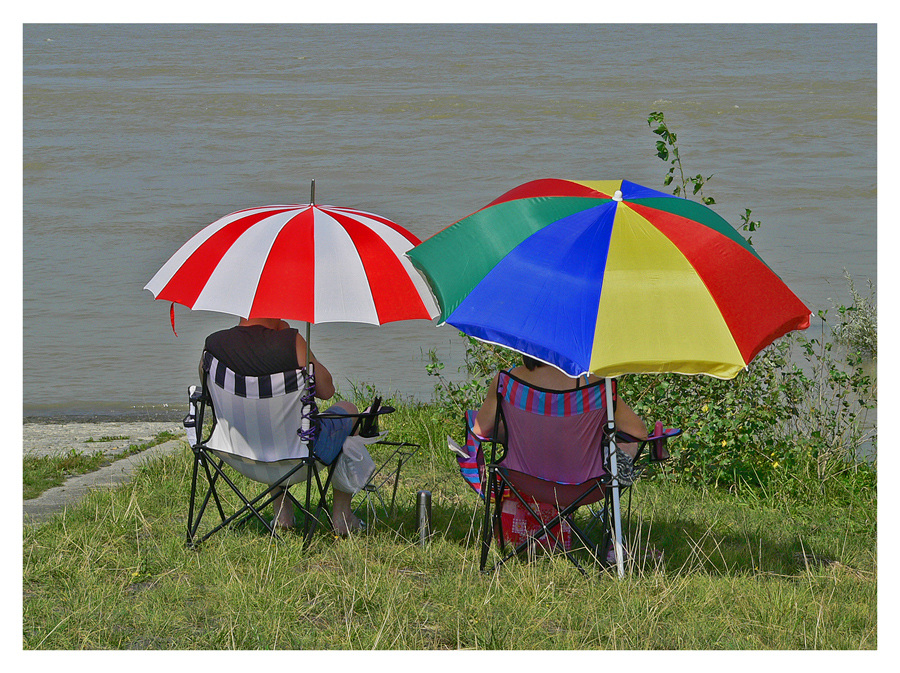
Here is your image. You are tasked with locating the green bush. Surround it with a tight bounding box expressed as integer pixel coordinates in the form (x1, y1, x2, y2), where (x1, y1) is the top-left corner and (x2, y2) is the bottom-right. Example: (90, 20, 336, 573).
(618, 340, 802, 493)
(832, 270, 876, 358)
(424, 336, 520, 425)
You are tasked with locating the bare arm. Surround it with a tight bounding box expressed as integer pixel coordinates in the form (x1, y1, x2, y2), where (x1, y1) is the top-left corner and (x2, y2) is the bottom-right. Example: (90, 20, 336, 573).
(295, 333, 336, 400)
(614, 398, 647, 459)
(615, 400, 647, 440)
(472, 372, 503, 441)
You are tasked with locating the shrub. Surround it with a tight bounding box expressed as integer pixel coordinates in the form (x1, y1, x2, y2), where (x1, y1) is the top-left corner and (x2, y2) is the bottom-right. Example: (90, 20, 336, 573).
(832, 270, 876, 358)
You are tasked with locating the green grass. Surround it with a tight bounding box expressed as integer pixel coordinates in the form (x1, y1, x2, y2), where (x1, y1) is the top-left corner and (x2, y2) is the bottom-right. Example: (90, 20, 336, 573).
(22, 404, 876, 650)
(23, 450, 109, 500)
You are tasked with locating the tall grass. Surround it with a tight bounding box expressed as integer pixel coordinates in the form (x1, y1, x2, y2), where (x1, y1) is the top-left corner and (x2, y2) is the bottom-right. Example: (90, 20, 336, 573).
(23, 403, 876, 650)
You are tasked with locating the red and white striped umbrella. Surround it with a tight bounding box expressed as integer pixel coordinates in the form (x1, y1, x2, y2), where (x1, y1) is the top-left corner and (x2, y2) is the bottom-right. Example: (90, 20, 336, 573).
(144, 202, 439, 325)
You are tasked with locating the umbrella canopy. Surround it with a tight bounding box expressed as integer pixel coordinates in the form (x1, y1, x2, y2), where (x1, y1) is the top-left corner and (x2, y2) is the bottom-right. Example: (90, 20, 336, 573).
(407, 178, 810, 380)
(145, 202, 438, 325)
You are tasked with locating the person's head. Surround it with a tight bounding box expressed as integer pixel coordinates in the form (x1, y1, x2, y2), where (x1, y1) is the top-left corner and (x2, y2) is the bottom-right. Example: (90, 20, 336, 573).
(522, 355, 543, 371)
(239, 317, 289, 330)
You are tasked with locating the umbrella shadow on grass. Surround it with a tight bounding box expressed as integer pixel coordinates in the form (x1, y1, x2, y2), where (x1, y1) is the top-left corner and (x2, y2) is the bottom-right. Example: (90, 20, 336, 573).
(624, 514, 836, 577)
(221, 496, 833, 580)
(401, 498, 829, 578)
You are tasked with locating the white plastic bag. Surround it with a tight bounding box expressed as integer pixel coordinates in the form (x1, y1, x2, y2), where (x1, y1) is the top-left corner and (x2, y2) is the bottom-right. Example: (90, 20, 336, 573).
(331, 434, 379, 494)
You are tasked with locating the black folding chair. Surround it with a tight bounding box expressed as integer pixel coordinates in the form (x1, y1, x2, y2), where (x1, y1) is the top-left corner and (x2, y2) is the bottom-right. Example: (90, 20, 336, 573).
(184, 352, 410, 548)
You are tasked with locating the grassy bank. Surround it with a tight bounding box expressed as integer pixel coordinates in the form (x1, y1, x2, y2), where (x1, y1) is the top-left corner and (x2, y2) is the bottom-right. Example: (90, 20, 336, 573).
(22, 403, 876, 650)
(23, 431, 180, 500)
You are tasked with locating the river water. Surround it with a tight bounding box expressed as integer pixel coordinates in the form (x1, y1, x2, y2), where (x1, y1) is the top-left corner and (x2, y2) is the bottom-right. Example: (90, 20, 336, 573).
(22, 23, 877, 419)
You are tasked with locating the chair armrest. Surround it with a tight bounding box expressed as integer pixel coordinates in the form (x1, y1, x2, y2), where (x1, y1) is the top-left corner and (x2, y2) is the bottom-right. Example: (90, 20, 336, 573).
(313, 397, 396, 438)
(184, 385, 211, 447)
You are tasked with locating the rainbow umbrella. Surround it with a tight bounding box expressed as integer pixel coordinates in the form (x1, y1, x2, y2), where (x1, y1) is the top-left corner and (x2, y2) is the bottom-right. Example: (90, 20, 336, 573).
(408, 178, 811, 576)
(408, 178, 810, 381)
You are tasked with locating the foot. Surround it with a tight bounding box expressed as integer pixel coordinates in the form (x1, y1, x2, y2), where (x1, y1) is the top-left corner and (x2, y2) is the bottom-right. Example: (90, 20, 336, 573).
(332, 489, 364, 535)
(272, 511, 295, 531)
(606, 542, 628, 564)
(272, 492, 295, 530)
(333, 512, 366, 536)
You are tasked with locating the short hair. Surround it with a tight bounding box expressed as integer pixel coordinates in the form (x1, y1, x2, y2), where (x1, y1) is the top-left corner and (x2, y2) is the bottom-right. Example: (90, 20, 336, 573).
(522, 355, 542, 371)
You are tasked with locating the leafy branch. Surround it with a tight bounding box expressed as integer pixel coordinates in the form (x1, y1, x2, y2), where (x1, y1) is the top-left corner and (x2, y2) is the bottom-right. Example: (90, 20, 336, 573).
(647, 111, 716, 205)
(648, 110, 763, 245)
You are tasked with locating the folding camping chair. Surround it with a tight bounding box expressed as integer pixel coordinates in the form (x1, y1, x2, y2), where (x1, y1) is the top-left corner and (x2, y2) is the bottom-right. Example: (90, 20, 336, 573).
(455, 370, 679, 576)
(184, 351, 406, 547)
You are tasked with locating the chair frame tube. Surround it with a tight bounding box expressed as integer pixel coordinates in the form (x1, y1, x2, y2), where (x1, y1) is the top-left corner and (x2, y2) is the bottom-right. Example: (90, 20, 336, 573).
(185, 364, 334, 548)
(486, 468, 609, 576)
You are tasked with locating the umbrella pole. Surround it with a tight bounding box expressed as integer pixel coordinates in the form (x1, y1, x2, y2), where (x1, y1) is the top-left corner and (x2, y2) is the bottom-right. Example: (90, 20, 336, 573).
(305, 322, 312, 370)
(305, 175, 313, 368)
(605, 378, 626, 578)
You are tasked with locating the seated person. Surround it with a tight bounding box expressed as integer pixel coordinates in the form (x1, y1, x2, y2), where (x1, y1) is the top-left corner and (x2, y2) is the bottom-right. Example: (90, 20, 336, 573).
(204, 316, 365, 535)
(473, 354, 648, 469)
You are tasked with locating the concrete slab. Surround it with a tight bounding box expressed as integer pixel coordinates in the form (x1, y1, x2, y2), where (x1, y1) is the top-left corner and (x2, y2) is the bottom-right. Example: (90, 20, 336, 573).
(23, 430, 187, 526)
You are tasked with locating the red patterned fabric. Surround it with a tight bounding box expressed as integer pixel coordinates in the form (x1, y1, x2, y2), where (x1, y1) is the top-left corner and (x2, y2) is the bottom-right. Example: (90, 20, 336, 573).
(499, 498, 571, 551)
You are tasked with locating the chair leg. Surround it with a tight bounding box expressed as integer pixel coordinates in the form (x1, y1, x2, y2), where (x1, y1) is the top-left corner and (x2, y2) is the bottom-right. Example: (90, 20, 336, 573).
(194, 462, 285, 544)
(568, 516, 603, 563)
(486, 472, 613, 576)
(599, 488, 616, 567)
(480, 468, 497, 572)
(187, 452, 229, 546)
(185, 450, 342, 548)
(233, 486, 284, 532)
(189, 452, 326, 546)
(299, 459, 337, 548)
(388, 454, 403, 516)
(199, 454, 228, 522)
(302, 460, 317, 547)
(351, 442, 418, 523)
(186, 451, 201, 546)
(501, 479, 591, 577)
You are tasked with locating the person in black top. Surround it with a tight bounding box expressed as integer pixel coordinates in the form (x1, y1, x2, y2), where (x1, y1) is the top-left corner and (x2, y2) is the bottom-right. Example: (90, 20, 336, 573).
(204, 317, 365, 535)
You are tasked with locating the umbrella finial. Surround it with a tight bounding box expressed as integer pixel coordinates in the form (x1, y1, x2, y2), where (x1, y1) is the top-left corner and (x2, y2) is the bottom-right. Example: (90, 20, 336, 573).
(310, 179, 316, 205)
(613, 190, 623, 202)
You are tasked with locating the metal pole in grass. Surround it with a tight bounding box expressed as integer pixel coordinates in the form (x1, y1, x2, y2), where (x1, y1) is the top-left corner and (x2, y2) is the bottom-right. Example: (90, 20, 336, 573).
(417, 490, 432, 546)
(605, 378, 626, 578)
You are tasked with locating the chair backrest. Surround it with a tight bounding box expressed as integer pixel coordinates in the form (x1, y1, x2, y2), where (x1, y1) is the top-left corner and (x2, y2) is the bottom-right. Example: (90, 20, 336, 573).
(497, 370, 613, 484)
(202, 351, 316, 463)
